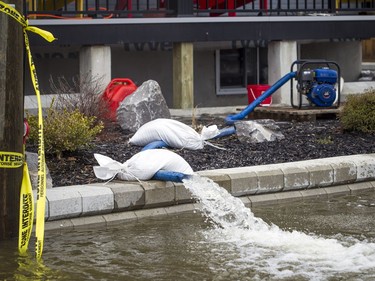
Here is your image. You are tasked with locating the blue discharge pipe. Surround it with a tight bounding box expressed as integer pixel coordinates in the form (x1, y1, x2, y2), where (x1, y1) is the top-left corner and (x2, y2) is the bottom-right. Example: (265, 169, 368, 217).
(141, 140, 168, 151)
(142, 142, 190, 182)
(225, 71, 297, 125)
(152, 170, 190, 183)
(213, 126, 236, 139)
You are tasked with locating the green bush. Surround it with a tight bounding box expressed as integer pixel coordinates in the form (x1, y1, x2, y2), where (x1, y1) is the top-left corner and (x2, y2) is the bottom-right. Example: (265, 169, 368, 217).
(27, 106, 103, 158)
(339, 89, 375, 134)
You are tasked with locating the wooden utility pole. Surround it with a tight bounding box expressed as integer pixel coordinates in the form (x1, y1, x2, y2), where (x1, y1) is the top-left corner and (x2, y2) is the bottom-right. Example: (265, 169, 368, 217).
(0, 0, 24, 240)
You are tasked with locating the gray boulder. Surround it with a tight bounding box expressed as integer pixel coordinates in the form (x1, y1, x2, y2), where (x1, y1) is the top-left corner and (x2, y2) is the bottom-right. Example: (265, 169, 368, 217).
(117, 80, 171, 132)
(235, 119, 285, 143)
(25, 152, 53, 189)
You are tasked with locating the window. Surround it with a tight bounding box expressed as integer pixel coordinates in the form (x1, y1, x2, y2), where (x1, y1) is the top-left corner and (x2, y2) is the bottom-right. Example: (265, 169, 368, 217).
(216, 47, 268, 95)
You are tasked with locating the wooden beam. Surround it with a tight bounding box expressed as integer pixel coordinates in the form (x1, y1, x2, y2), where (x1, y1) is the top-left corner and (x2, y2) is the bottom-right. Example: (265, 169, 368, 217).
(172, 42, 194, 109)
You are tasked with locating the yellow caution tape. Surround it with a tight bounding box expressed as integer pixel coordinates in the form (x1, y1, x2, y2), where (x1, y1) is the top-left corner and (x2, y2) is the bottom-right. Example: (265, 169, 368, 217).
(18, 161, 34, 255)
(0, 1, 56, 260)
(0, 1, 55, 41)
(25, 25, 56, 42)
(0, 151, 23, 168)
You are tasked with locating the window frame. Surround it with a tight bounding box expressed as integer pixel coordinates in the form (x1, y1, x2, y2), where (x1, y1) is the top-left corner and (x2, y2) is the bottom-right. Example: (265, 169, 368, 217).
(215, 47, 266, 96)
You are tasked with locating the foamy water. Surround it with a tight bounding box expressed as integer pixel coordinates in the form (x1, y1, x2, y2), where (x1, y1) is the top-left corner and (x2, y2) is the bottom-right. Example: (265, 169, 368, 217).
(183, 176, 375, 280)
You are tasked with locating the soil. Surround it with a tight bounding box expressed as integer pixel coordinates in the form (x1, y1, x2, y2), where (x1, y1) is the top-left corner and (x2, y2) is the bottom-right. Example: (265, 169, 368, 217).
(26, 116, 375, 187)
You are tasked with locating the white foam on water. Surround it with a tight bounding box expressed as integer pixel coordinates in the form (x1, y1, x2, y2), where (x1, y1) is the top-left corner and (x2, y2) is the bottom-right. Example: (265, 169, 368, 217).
(183, 176, 375, 280)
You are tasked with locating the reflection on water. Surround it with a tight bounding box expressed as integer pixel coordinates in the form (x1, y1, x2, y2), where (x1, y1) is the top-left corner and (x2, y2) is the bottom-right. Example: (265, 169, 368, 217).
(0, 180, 374, 281)
(0, 241, 67, 281)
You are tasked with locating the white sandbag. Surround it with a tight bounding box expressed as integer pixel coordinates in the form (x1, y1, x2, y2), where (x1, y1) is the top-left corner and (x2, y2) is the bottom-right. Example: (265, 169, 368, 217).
(129, 118, 220, 150)
(201, 124, 220, 140)
(93, 154, 124, 180)
(93, 149, 194, 181)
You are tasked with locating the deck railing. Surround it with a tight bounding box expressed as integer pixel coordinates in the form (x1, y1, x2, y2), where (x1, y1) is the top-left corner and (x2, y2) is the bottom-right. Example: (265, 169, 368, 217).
(25, 0, 375, 19)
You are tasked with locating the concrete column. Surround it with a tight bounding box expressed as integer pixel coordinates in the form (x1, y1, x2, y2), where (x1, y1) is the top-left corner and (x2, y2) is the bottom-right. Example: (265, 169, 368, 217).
(268, 41, 297, 106)
(173, 42, 194, 109)
(79, 45, 111, 91)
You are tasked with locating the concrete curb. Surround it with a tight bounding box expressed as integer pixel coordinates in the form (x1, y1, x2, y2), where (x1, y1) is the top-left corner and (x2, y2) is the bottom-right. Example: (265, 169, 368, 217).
(43, 154, 375, 231)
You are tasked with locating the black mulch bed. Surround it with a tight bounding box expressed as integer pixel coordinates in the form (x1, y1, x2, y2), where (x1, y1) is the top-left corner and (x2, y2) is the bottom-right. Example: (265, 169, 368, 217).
(26, 116, 375, 187)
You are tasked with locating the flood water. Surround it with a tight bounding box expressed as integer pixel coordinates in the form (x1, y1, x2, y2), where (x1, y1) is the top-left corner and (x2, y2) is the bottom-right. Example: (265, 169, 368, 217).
(1, 177, 375, 281)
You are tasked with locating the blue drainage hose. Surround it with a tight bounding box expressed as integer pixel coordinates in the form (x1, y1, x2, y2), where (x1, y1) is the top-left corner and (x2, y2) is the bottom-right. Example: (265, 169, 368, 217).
(152, 170, 190, 183)
(213, 126, 236, 139)
(141, 142, 189, 182)
(141, 140, 169, 151)
(225, 71, 297, 125)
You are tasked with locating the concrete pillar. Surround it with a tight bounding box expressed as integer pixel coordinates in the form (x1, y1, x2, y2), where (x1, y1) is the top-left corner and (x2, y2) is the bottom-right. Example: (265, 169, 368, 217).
(268, 41, 297, 106)
(173, 42, 194, 109)
(79, 45, 111, 91)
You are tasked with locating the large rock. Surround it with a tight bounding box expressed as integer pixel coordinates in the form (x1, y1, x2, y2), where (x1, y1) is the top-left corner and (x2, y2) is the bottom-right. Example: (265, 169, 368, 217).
(25, 152, 53, 189)
(235, 119, 285, 143)
(117, 80, 171, 132)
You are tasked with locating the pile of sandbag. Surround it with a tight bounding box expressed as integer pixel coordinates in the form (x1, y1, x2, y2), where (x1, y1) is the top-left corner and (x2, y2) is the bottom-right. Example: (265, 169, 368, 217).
(94, 118, 223, 182)
(129, 118, 220, 150)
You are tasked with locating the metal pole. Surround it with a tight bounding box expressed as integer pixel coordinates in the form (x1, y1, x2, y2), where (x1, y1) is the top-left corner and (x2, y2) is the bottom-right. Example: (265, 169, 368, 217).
(0, 0, 24, 240)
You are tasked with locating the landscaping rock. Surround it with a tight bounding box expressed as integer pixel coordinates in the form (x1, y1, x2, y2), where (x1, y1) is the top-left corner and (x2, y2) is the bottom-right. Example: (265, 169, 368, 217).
(235, 119, 285, 143)
(116, 80, 171, 132)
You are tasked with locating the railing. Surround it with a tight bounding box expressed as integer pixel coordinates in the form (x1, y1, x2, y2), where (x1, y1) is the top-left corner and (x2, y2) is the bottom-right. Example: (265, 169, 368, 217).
(25, 0, 375, 19)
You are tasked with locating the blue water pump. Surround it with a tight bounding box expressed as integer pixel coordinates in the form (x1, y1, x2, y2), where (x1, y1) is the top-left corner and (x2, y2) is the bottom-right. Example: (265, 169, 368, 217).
(291, 60, 341, 109)
(298, 68, 338, 107)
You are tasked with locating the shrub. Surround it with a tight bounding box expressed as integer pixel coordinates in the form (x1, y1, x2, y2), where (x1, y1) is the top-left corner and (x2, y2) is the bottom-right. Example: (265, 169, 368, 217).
(339, 89, 375, 134)
(27, 105, 103, 158)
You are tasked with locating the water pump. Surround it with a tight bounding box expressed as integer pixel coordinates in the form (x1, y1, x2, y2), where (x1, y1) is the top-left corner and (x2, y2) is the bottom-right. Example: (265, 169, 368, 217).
(298, 68, 337, 106)
(292, 60, 341, 109)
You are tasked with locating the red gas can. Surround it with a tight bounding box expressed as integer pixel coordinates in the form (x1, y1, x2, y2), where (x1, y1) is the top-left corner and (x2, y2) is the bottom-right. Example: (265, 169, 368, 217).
(102, 78, 137, 121)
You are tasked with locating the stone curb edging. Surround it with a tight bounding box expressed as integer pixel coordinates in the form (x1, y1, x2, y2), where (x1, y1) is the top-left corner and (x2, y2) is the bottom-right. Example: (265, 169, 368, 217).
(45, 181, 375, 232)
(43, 154, 375, 230)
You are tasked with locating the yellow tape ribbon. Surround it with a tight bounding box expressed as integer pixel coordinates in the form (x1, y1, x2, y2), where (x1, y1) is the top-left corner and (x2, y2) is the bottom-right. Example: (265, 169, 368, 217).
(0, 151, 23, 168)
(0, 1, 56, 260)
(0, 2, 55, 42)
(18, 160, 34, 254)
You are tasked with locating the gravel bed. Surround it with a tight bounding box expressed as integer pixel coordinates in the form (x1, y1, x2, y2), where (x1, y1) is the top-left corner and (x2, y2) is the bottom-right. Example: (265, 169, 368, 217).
(27, 116, 375, 187)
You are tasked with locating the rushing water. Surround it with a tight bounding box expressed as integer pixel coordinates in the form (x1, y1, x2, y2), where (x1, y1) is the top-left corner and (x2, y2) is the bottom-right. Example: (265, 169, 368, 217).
(184, 176, 375, 281)
(1, 176, 375, 281)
